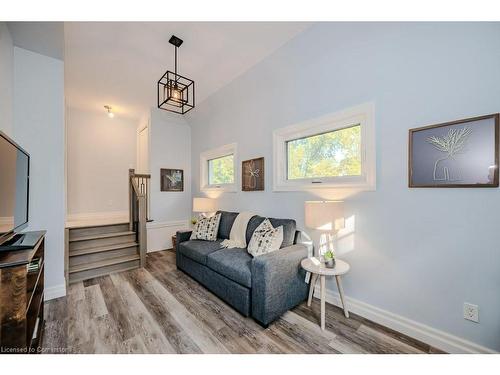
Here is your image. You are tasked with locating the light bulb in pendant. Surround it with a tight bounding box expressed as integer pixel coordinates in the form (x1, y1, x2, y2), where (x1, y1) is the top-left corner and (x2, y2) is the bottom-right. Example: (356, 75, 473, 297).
(172, 88, 181, 101)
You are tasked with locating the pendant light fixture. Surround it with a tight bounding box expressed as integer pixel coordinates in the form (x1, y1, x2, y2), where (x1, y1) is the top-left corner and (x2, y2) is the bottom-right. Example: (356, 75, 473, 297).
(157, 35, 195, 114)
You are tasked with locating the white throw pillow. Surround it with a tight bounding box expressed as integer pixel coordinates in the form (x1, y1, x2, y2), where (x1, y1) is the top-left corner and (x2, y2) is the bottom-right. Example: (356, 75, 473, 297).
(190, 213, 221, 241)
(247, 219, 283, 257)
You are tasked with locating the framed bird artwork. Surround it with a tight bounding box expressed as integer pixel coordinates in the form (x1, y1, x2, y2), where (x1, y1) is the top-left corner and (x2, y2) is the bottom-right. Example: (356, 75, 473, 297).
(160, 168, 184, 191)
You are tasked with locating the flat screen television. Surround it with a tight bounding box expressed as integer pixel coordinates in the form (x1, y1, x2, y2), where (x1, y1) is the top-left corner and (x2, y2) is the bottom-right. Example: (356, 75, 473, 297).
(0, 131, 30, 246)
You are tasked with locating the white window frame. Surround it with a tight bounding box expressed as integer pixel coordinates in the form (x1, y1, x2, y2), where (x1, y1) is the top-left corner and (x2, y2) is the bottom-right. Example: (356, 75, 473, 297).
(200, 143, 238, 193)
(273, 102, 376, 191)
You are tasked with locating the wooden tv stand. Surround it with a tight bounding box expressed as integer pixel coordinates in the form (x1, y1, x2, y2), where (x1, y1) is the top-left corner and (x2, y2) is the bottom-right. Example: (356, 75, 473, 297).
(0, 231, 46, 354)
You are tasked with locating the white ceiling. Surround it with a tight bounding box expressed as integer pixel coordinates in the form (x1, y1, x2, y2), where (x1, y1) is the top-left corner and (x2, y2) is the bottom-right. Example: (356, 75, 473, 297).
(64, 22, 311, 121)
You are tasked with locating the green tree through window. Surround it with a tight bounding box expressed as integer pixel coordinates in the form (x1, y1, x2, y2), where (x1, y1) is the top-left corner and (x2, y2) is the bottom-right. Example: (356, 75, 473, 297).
(287, 124, 361, 180)
(208, 154, 234, 184)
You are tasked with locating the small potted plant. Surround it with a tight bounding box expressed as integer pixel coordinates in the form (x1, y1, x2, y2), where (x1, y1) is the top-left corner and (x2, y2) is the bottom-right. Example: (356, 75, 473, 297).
(323, 250, 336, 268)
(191, 217, 198, 228)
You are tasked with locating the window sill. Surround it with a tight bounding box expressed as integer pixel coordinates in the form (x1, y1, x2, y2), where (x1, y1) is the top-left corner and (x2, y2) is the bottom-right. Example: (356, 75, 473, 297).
(273, 179, 376, 192)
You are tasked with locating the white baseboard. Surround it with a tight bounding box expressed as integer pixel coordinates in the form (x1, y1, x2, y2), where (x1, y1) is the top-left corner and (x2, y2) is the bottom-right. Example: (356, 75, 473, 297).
(66, 210, 129, 223)
(314, 287, 496, 354)
(45, 283, 66, 301)
(147, 219, 189, 252)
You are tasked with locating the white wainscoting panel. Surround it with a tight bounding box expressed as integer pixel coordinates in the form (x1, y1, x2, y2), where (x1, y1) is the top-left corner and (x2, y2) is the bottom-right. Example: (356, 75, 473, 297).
(147, 220, 190, 252)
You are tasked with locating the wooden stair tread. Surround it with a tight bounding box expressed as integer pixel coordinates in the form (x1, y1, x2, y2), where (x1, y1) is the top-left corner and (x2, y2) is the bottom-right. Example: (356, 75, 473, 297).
(69, 254, 140, 274)
(65, 220, 129, 229)
(69, 242, 138, 257)
(69, 264, 140, 284)
(69, 231, 136, 243)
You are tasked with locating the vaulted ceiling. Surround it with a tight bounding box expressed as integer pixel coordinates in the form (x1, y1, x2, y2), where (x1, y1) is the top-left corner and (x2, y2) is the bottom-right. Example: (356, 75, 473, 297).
(7, 22, 310, 121)
(63, 22, 311, 121)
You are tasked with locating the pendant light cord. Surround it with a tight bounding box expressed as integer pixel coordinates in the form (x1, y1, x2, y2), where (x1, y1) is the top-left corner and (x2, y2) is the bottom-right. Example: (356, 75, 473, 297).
(174, 46, 178, 83)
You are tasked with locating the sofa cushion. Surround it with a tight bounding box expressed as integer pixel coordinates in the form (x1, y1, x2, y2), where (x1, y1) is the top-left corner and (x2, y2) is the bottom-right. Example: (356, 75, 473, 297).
(217, 211, 240, 240)
(269, 218, 296, 247)
(246, 215, 296, 248)
(206, 248, 252, 288)
(178, 239, 224, 265)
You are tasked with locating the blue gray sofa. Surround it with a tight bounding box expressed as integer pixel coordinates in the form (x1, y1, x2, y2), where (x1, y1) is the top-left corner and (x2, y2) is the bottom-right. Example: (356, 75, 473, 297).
(176, 211, 309, 327)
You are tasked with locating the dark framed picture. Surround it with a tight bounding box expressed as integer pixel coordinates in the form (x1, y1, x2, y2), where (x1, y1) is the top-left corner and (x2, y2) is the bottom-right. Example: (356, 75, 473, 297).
(242, 157, 264, 191)
(409, 114, 499, 188)
(160, 168, 184, 191)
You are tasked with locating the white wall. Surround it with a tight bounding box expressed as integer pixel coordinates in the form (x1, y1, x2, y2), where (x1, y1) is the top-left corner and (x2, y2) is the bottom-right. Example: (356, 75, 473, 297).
(0, 23, 13, 136)
(66, 107, 137, 219)
(136, 123, 149, 174)
(13, 47, 65, 299)
(188, 23, 500, 352)
(147, 108, 191, 251)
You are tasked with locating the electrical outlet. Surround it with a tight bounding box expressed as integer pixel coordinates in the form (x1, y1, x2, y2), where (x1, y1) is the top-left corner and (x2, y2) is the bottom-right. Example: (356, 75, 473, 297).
(463, 303, 479, 323)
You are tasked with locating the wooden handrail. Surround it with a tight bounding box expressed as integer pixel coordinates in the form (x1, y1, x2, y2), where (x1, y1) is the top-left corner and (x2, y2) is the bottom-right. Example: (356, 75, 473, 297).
(133, 173, 151, 179)
(129, 169, 151, 268)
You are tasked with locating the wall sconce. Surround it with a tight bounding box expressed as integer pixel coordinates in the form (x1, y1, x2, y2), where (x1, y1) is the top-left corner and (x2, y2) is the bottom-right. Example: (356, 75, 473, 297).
(104, 105, 115, 118)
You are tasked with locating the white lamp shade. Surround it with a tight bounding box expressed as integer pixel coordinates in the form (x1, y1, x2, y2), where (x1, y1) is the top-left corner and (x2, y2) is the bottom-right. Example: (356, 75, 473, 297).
(193, 197, 216, 213)
(304, 201, 345, 231)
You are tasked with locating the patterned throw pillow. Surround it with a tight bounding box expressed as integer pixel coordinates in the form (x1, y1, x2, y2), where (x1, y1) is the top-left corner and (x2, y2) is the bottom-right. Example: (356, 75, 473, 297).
(190, 213, 221, 241)
(247, 219, 283, 257)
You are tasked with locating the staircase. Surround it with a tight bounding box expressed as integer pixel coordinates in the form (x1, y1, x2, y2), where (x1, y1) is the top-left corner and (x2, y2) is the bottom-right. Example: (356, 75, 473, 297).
(66, 223, 140, 283)
(65, 169, 151, 284)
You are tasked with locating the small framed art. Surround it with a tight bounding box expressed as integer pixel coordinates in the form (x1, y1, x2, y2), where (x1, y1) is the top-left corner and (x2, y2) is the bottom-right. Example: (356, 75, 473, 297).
(160, 168, 184, 191)
(242, 157, 264, 191)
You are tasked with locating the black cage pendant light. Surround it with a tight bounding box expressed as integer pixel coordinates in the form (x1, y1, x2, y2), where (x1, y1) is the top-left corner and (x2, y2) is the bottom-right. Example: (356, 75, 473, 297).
(157, 35, 195, 114)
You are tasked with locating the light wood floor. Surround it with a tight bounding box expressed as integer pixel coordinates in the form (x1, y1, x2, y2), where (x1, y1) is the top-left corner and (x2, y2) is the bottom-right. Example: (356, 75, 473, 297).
(42, 250, 444, 354)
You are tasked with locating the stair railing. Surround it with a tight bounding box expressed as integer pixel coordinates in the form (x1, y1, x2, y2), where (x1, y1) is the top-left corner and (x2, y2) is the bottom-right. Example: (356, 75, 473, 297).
(129, 169, 151, 267)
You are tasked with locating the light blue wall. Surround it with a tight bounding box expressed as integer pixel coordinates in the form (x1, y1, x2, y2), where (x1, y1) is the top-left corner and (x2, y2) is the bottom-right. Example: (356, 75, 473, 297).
(149, 108, 191, 223)
(188, 22, 500, 350)
(0, 23, 13, 136)
(14, 47, 65, 297)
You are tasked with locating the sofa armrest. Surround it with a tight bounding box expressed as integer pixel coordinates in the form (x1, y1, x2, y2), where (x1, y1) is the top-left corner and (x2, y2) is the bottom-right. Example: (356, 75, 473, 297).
(295, 230, 313, 256)
(176, 230, 192, 244)
(251, 244, 308, 325)
(175, 230, 192, 267)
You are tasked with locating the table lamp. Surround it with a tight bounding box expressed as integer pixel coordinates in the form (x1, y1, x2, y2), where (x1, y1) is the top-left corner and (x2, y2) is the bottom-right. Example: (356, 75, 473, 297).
(304, 200, 345, 259)
(192, 197, 217, 217)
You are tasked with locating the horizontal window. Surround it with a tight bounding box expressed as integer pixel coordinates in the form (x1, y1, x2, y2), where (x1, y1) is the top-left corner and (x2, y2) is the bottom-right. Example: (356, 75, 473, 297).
(208, 154, 234, 185)
(273, 102, 376, 191)
(287, 124, 362, 180)
(200, 143, 238, 192)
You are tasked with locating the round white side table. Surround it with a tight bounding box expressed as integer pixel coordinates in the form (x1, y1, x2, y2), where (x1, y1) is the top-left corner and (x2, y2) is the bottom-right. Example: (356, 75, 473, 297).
(301, 257, 350, 330)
